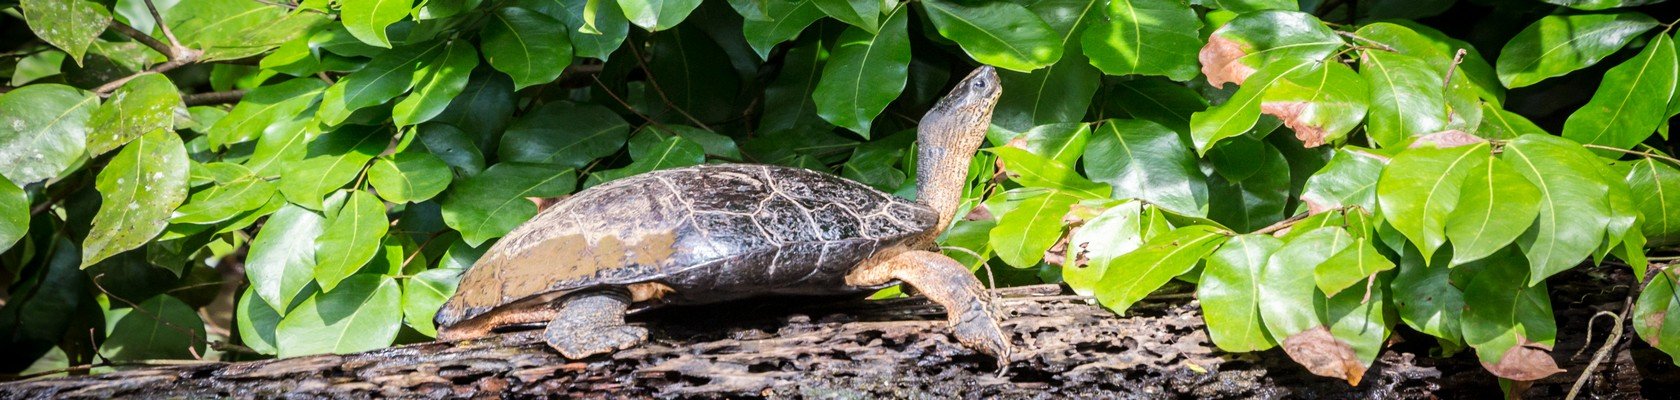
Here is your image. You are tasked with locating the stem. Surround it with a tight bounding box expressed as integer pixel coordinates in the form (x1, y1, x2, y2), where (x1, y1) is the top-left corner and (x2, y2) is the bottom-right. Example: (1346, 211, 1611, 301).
(1580, 143, 1680, 166)
(109, 20, 172, 59)
(142, 0, 183, 50)
(183, 90, 246, 106)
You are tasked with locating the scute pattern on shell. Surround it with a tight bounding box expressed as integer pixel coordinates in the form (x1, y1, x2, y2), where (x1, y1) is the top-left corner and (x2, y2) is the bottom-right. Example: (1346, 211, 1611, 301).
(437, 164, 937, 327)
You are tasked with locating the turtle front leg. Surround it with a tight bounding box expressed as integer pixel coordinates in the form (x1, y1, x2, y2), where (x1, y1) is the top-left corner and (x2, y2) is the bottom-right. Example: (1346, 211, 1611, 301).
(848, 250, 1012, 364)
(544, 288, 648, 359)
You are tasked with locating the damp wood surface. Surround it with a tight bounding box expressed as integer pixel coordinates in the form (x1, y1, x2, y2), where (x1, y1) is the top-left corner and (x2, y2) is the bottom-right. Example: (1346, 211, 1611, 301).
(2, 266, 1676, 399)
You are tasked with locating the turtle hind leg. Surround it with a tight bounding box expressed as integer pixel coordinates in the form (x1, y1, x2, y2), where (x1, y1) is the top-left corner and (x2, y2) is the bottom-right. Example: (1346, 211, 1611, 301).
(544, 288, 648, 359)
(847, 250, 1012, 366)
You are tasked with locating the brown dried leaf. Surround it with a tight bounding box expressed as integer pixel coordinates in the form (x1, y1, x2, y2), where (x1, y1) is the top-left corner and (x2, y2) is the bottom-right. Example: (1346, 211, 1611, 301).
(1259, 101, 1328, 148)
(1200, 35, 1257, 88)
(1480, 335, 1563, 381)
(1408, 130, 1486, 149)
(1281, 326, 1367, 385)
(1643, 311, 1665, 347)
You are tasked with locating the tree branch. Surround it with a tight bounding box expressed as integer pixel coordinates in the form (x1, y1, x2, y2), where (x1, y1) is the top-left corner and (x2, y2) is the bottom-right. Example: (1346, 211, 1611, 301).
(183, 90, 246, 106)
(108, 20, 172, 60)
(141, 0, 183, 50)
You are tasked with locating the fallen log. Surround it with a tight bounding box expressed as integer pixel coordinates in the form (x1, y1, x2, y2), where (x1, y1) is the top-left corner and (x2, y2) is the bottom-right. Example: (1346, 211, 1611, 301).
(0, 278, 1670, 399)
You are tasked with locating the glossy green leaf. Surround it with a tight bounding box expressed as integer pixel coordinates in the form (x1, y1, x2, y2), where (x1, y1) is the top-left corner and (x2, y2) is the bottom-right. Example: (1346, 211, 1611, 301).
(247, 204, 324, 312)
(923, 0, 1062, 72)
(87, 74, 181, 156)
(990, 191, 1078, 268)
(1189, 60, 1314, 154)
(1096, 225, 1229, 315)
(1360, 52, 1449, 148)
(585, 133, 706, 186)
(1313, 237, 1394, 296)
(1375, 138, 1489, 263)
(1300, 149, 1385, 214)
(813, 5, 910, 136)
(1501, 134, 1613, 286)
(1084, 119, 1208, 216)
(208, 79, 328, 149)
(342, 0, 413, 47)
(98, 294, 205, 361)
(482, 7, 573, 89)
(0, 177, 25, 252)
(82, 130, 189, 268)
(314, 190, 389, 292)
(403, 268, 462, 337)
(236, 286, 282, 355)
(618, 0, 702, 31)
(1477, 103, 1548, 140)
(642, 125, 741, 160)
(813, 0, 879, 32)
(991, 122, 1090, 167)
(433, 69, 516, 149)
(1199, 234, 1283, 352)
(1198, 10, 1341, 88)
(368, 152, 453, 203)
(499, 102, 629, 168)
(417, 123, 487, 176)
(277, 126, 387, 210)
(1391, 243, 1465, 347)
(1461, 250, 1563, 381)
(1259, 227, 1354, 337)
(393, 41, 479, 127)
(1622, 159, 1680, 246)
(1354, 22, 1504, 105)
(556, 0, 630, 61)
(1445, 158, 1541, 265)
(1081, 0, 1202, 80)
(992, 147, 1109, 199)
(741, 0, 826, 59)
(1261, 60, 1369, 148)
(172, 163, 276, 225)
(1214, 0, 1297, 12)
(1562, 33, 1677, 152)
(0, 84, 98, 185)
(761, 35, 829, 132)
(1634, 270, 1680, 361)
(166, 0, 329, 61)
(994, 0, 1102, 130)
(1063, 200, 1145, 296)
(1541, 0, 1670, 10)
(20, 0, 112, 64)
(1496, 13, 1658, 88)
(1106, 78, 1208, 135)
(441, 163, 577, 246)
(318, 42, 445, 126)
(276, 275, 403, 357)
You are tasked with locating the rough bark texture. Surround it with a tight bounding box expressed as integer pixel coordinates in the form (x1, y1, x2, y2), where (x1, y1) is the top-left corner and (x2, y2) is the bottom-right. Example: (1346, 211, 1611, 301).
(3, 270, 1677, 399)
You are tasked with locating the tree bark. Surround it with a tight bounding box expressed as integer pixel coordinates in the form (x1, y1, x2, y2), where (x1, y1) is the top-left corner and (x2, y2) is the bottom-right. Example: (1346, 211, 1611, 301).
(0, 279, 1669, 399)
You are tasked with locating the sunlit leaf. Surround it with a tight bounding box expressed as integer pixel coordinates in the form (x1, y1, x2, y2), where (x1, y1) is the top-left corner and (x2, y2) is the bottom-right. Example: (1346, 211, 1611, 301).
(314, 190, 389, 292)
(276, 275, 403, 357)
(82, 130, 189, 268)
(1096, 225, 1228, 315)
(87, 73, 180, 156)
(813, 5, 910, 136)
(1081, 0, 1201, 80)
(341, 0, 412, 47)
(923, 0, 1063, 72)
(1562, 33, 1676, 152)
(1199, 234, 1283, 352)
(481, 7, 573, 89)
(0, 84, 99, 185)
(441, 163, 577, 246)
(1084, 119, 1208, 216)
(1496, 12, 1658, 88)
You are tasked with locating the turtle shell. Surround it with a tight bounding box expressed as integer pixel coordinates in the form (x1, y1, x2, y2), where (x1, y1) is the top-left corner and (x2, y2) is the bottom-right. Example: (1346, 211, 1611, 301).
(436, 164, 937, 327)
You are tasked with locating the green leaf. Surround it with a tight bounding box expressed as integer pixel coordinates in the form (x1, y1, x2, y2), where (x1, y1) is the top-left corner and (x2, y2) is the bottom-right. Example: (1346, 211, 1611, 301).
(314, 190, 389, 292)
(1496, 12, 1659, 88)
(1562, 33, 1677, 152)
(208, 79, 328, 149)
(81, 130, 189, 268)
(1622, 159, 1680, 246)
(0, 84, 99, 185)
(993, 0, 1102, 130)
(1477, 103, 1548, 140)
(761, 34, 829, 132)
(617, 0, 702, 31)
(1259, 227, 1354, 337)
(417, 123, 487, 176)
(813, 5, 909, 137)
(172, 163, 276, 225)
(1445, 158, 1541, 265)
(1064, 200, 1146, 296)
(87, 73, 181, 156)
(441, 163, 577, 246)
(991, 147, 1109, 199)
(1198, 10, 1340, 88)
(922, 0, 1062, 72)
(1198, 234, 1283, 352)
(276, 275, 403, 357)
(1391, 243, 1465, 347)
(1214, 0, 1297, 12)
(1106, 78, 1208, 135)
(990, 122, 1090, 167)
(1460, 249, 1564, 381)
(482, 7, 573, 89)
(1542, 0, 1670, 10)
(586, 133, 706, 186)
(1634, 270, 1680, 361)
(0, 177, 26, 252)
(1260, 60, 1369, 148)
(990, 191, 1078, 268)
(246, 204, 325, 312)
(1375, 138, 1489, 264)
(98, 295, 205, 361)
(1207, 140, 1290, 232)
(278, 126, 387, 210)
(403, 268, 462, 337)
(1360, 52, 1449, 149)
(1188, 60, 1313, 154)
(498, 102, 629, 168)
(236, 286, 281, 355)
(342, 0, 413, 47)
(20, 0, 112, 64)
(813, 0, 879, 32)
(1095, 225, 1229, 315)
(1300, 149, 1385, 214)
(741, 0, 826, 59)
(433, 69, 516, 148)
(1084, 119, 1207, 217)
(554, 0, 629, 61)
(1081, 0, 1202, 80)
(318, 42, 446, 126)
(642, 125, 741, 160)
(1501, 134, 1613, 285)
(1313, 237, 1394, 296)
(368, 152, 453, 203)
(1354, 22, 1504, 105)
(166, 0, 330, 61)
(393, 41, 479, 127)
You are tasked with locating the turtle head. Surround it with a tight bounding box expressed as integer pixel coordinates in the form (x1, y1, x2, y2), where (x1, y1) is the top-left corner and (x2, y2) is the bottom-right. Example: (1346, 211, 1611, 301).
(911, 66, 1001, 244)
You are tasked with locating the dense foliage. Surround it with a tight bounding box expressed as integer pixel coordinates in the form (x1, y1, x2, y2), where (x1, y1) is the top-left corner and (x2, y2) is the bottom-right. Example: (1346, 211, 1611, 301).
(2, 0, 1679, 389)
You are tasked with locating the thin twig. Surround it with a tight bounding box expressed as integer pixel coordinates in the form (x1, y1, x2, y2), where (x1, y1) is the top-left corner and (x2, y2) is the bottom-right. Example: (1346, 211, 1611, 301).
(1336, 31, 1396, 53)
(590, 75, 662, 127)
(1253, 212, 1315, 236)
(1565, 273, 1645, 400)
(1580, 143, 1680, 166)
(93, 57, 195, 94)
(108, 20, 172, 59)
(1442, 49, 1467, 126)
(141, 0, 183, 50)
(183, 90, 246, 106)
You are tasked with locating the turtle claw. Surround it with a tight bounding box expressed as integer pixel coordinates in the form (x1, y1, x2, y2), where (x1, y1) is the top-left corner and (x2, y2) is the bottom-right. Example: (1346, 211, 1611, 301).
(548, 325, 648, 359)
(952, 312, 1012, 370)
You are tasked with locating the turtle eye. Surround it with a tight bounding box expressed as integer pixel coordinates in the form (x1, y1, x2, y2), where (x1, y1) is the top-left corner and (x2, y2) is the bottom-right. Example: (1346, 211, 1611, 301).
(971, 80, 987, 90)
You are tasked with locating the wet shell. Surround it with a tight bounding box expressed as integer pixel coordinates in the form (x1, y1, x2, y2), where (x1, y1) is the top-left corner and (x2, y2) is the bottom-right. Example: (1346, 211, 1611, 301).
(436, 164, 936, 327)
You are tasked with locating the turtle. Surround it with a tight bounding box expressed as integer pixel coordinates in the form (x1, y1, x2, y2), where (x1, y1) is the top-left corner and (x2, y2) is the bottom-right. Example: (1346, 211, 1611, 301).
(435, 66, 1009, 363)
